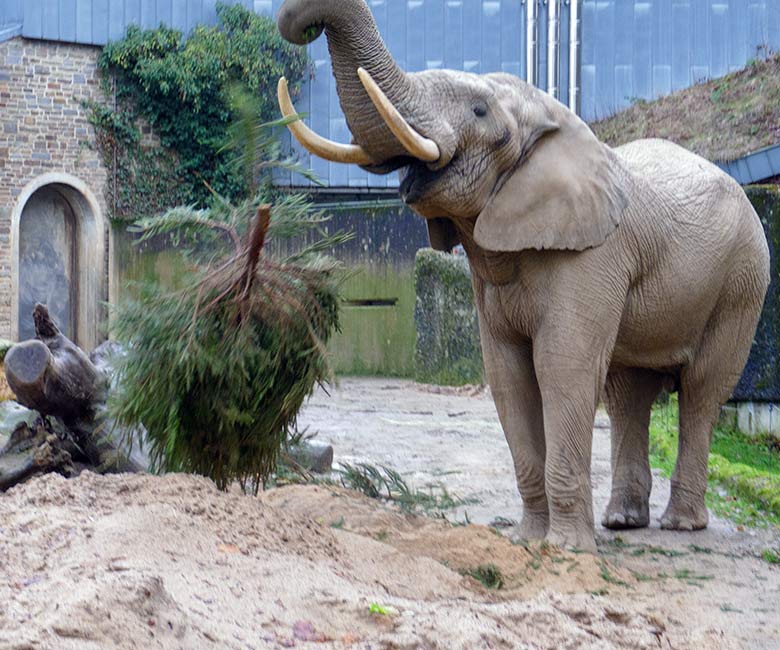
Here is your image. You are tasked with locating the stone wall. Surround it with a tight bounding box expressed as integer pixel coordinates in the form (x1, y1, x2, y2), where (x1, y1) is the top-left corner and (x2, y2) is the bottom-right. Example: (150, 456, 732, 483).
(0, 37, 109, 340)
(414, 248, 483, 386)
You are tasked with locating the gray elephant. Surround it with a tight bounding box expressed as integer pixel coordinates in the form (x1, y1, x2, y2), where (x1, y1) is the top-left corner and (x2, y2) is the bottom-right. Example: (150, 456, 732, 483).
(275, 0, 770, 551)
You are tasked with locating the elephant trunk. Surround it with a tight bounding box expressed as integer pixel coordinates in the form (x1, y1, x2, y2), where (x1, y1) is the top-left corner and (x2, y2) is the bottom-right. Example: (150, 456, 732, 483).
(277, 0, 423, 163)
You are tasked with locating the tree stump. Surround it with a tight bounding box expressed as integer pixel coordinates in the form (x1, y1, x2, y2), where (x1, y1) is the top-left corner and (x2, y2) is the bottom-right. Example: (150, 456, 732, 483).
(5, 304, 102, 423)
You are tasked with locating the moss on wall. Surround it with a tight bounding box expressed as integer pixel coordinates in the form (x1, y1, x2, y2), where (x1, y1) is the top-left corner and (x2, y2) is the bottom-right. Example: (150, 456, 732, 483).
(330, 267, 418, 377)
(732, 185, 780, 402)
(110, 223, 193, 301)
(414, 249, 483, 386)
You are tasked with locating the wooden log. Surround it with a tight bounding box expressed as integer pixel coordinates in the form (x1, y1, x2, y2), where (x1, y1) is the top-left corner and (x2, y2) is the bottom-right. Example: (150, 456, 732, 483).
(0, 306, 145, 487)
(5, 304, 102, 424)
(69, 414, 147, 474)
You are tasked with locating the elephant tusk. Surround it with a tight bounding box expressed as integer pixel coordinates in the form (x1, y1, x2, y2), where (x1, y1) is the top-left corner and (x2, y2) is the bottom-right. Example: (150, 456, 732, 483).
(357, 67, 440, 163)
(277, 77, 375, 166)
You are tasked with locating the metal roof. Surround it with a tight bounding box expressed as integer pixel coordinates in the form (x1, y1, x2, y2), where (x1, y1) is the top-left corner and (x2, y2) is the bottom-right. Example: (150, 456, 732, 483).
(9, 0, 253, 47)
(717, 145, 780, 186)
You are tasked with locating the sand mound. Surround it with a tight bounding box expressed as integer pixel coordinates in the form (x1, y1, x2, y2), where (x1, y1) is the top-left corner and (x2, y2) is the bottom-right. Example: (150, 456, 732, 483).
(0, 473, 735, 649)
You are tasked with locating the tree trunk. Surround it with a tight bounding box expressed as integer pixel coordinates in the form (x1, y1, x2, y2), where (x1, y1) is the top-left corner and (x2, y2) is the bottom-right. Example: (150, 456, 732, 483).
(0, 304, 144, 490)
(5, 304, 103, 423)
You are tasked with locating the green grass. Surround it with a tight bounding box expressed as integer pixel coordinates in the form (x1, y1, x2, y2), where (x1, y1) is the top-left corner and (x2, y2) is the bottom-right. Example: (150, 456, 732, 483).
(649, 395, 780, 527)
(461, 564, 504, 590)
(599, 560, 630, 587)
(711, 429, 780, 476)
(336, 461, 477, 516)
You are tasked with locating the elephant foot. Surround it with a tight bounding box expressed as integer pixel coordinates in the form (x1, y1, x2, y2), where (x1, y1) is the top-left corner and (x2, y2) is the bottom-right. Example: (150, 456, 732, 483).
(517, 510, 549, 541)
(660, 495, 708, 531)
(546, 524, 597, 554)
(601, 491, 649, 530)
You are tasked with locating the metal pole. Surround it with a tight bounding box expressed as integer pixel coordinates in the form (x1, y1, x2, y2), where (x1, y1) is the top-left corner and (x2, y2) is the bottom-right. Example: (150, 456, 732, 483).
(568, 0, 580, 113)
(526, 0, 537, 87)
(547, 0, 559, 97)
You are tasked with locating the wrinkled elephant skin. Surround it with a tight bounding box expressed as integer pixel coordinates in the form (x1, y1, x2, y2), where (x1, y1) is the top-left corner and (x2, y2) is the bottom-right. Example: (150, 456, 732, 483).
(276, 0, 771, 552)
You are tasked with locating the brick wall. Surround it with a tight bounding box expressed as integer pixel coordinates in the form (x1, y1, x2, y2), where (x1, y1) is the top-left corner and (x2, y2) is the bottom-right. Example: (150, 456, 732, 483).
(0, 37, 109, 340)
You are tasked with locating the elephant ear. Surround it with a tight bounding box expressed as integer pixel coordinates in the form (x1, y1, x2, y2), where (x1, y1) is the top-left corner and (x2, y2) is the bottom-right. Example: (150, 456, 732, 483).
(426, 217, 460, 252)
(474, 105, 626, 252)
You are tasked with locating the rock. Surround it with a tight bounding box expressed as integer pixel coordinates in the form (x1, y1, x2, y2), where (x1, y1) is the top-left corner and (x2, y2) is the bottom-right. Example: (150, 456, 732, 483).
(286, 440, 334, 474)
(90, 340, 127, 383)
(0, 404, 82, 490)
(0, 400, 40, 447)
(90, 341, 150, 472)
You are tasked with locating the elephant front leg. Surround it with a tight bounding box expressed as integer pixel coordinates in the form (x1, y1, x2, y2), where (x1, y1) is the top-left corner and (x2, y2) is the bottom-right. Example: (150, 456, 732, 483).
(534, 346, 610, 553)
(480, 327, 548, 540)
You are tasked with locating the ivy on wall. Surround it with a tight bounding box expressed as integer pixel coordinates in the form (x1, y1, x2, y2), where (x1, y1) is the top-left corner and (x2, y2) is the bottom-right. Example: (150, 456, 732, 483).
(88, 3, 308, 220)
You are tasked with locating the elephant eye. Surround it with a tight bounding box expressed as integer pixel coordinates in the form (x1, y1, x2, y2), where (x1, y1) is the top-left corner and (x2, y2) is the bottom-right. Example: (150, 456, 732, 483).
(473, 101, 488, 117)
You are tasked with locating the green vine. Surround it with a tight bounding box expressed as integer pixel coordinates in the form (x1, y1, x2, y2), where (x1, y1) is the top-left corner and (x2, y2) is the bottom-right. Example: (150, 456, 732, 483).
(88, 3, 308, 220)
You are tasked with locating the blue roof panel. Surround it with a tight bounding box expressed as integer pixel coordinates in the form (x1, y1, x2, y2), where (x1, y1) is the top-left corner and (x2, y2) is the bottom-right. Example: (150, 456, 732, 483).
(18, 0, 250, 44)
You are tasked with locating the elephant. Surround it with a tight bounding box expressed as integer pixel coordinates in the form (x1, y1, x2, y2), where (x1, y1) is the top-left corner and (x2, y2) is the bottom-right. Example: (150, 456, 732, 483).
(274, 0, 770, 552)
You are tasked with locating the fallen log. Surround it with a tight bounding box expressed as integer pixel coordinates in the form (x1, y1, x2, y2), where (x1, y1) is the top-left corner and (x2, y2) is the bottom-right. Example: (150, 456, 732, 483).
(0, 305, 143, 490)
(5, 304, 103, 424)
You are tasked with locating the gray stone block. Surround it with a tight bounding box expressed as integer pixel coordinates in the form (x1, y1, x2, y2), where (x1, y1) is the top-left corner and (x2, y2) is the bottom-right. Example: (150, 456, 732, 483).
(0, 401, 40, 450)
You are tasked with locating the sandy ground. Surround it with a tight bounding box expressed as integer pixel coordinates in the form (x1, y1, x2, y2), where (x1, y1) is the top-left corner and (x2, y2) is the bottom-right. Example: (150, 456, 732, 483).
(296, 378, 780, 648)
(0, 377, 778, 649)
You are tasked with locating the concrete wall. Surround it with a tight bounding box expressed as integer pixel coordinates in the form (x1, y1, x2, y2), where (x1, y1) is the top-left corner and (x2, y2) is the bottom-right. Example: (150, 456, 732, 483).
(0, 37, 109, 346)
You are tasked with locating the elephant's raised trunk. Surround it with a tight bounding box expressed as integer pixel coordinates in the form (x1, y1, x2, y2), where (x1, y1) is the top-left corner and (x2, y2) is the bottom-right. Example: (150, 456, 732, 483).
(277, 0, 430, 164)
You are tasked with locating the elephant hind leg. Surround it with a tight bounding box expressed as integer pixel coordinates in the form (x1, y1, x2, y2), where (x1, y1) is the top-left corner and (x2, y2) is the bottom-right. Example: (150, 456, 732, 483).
(602, 367, 666, 530)
(662, 273, 765, 531)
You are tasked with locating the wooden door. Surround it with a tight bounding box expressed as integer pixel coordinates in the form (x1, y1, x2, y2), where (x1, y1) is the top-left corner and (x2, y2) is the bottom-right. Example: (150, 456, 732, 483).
(18, 186, 78, 341)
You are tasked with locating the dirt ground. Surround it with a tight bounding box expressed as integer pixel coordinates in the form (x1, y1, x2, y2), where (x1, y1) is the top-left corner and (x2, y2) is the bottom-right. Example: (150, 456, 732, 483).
(1, 377, 778, 649)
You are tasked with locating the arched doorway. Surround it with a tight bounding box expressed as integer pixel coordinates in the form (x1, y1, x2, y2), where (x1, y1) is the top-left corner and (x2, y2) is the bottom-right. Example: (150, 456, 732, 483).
(12, 173, 106, 350)
(18, 186, 79, 341)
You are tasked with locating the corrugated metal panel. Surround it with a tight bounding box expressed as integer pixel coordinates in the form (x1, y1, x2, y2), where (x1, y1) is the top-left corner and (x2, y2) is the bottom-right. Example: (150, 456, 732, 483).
(580, 0, 780, 121)
(0, 0, 22, 25)
(717, 146, 780, 185)
(558, 0, 571, 107)
(19, 0, 252, 45)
